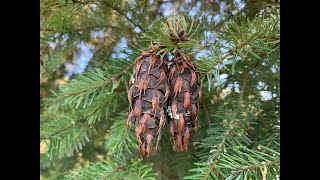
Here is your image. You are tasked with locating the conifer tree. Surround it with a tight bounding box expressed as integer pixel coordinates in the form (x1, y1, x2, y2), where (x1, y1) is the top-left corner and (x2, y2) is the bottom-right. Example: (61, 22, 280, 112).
(41, 0, 280, 179)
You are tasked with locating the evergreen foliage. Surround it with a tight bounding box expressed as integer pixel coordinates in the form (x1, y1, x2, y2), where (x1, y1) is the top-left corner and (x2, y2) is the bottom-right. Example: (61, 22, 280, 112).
(65, 157, 158, 180)
(142, 15, 200, 59)
(40, 0, 280, 179)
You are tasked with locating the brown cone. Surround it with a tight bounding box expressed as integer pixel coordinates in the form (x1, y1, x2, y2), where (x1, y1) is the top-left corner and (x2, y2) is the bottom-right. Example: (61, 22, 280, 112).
(167, 53, 201, 152)
(126, 44, 169, 159)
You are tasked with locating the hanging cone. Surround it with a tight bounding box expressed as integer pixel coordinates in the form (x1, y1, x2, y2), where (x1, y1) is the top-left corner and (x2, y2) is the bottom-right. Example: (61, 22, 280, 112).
(126, 44, 170, 158)
(167, 53, 201, 152)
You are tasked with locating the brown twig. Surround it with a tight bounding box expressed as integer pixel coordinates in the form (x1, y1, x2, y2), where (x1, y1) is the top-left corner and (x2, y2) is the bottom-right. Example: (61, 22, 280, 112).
(203, 42, 247, 75)
(102, 1, 145, 31)
(71, 0, 93, 5)
(203, 69, 249, 179)
(40, 122, 82, 141)
(259, 35, 280, 40)
(40, 28, 52, 32)
(203, 110, 238, 180)
(203, 104, 211, 126)
(64, 63, 134, 96)
(69, 0, 145, 31)
(203, 34, 280, 75)
(86, 90, 123, 116)
(101, 164, 127, 180)
(40, 25, 122, 33)
(231, 160, 280, 176)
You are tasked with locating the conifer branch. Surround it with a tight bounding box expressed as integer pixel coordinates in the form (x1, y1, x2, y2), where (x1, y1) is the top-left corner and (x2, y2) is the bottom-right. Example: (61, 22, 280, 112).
(259, 35, 280, 40)
(231, 159, 280, 176)
(203, 110, 238, 180)
(202, 70, 249, 179)
(71, 0, 92, 4)
(40, 121, 83, 141)
(69, 0, 145, 31)
(102, 1, 145, 31)
(101, 164, 127, 179)
(138, 0, 148, 22)
(40, 28, 52, 32)
(204, 34, 279, 75)
(64, 62, 134, 96)
(202, 42, 249, 76)
(41, 25, 122, 32)
(64, 78, 111, 96)
(65, 157, 157, 179)
(86, 89, 125, 119)
(104, 112, 137, 157)
(203, 104, 211, 125)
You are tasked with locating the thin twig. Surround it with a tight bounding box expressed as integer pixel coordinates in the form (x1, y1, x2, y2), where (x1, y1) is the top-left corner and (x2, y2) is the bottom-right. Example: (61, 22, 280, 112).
(68, 0, 145, 31)
(40, 25, 122, 33)
(40, 121, 82, 141)
(139, 0, 148, 23)
(203, 109, 239, 180)
(232, 159, 280, 176)
(102, 1, 145, 31)
(86, 90, 123, 116)
(203, 104, 211, 126)
(40, 28, 52, 32)
(203, 42, 247, 75)
(71, 0, 92, 4)
(64, 62, 134, 96)
(203, 34, 280, 75)
(259, 35, 280, 40)
(203, 70, 249, 179)
(40, 25, 122, 60)
(102, 164, 127, 179)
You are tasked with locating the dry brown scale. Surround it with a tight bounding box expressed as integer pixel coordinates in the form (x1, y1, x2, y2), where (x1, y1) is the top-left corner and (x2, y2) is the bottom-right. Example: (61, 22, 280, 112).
(126, 44, 170, 159)
(167, 53, 202, 152)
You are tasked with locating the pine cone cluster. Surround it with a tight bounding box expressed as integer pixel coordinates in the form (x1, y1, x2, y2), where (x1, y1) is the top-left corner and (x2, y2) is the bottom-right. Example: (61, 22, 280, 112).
(126, 44, 201, 158)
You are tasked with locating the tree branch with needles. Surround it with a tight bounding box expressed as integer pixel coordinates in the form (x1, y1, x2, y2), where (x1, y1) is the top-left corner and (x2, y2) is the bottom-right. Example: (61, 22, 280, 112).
(231, 159, 280, 176)
(63, 62, 134, 97)
(202, 34, 280, 75)
(40, 121, 84, 141)
(102, 1, 145, 31)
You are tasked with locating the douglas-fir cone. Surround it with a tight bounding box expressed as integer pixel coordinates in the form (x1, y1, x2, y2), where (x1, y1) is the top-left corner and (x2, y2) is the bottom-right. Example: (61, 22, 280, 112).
(167, 53, 201, 152)
(126, 44, 169, 159)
